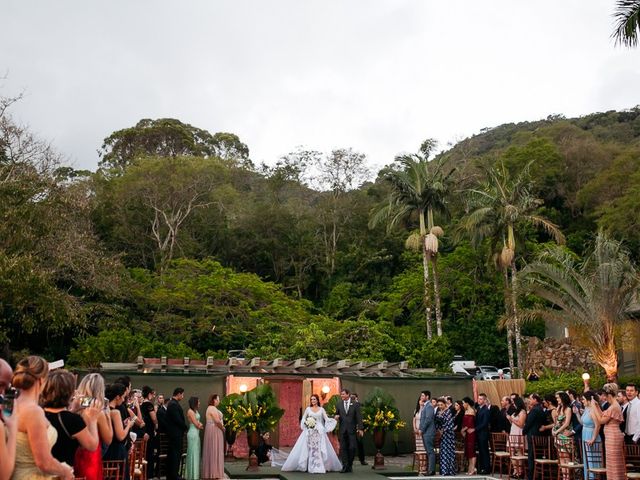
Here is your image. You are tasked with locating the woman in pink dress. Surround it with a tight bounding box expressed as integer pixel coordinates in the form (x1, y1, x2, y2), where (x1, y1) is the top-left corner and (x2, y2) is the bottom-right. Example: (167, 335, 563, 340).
(202, 394, 225, 480)
(590, 383, 625, 480)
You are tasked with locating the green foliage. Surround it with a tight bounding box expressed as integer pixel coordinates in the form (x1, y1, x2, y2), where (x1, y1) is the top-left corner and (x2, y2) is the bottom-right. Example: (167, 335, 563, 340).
(408, 335, 454, 370)
(219, 393, 243, 433)
(323, 394, 341, 417)
(524, 369, 606, 397)
(231, 384, 285, 432)
(361, 387, 406, 431)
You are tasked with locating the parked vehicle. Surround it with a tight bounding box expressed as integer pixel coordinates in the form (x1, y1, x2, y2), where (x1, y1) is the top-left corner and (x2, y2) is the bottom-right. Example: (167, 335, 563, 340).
(475, 365, 511, 380)
(450, 356, 477, 376)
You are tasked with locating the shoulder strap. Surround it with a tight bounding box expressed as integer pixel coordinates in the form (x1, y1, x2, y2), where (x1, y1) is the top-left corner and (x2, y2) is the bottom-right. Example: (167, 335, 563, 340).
(57, 412, 73, 439)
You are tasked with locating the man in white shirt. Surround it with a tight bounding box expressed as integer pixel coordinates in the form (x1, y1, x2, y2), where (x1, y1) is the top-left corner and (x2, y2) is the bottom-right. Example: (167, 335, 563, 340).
(625, 383, 640, 444)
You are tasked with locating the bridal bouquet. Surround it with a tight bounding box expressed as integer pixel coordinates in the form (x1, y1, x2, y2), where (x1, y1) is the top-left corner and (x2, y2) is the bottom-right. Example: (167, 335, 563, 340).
(304, 417, 317, 429)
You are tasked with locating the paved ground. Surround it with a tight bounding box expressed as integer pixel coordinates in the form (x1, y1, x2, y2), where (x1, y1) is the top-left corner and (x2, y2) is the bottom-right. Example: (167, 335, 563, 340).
(224, 455, 496, 480)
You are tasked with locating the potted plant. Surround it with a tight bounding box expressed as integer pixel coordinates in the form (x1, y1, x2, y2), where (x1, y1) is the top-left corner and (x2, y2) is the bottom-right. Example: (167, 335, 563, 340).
(220, 393, 242, 460)
(361, 387, 406, 469)
(230, 384, 284, 470)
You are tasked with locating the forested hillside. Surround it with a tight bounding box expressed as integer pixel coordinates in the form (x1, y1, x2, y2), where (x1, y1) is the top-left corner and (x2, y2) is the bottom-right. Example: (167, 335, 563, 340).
(2, 92, 639, 369)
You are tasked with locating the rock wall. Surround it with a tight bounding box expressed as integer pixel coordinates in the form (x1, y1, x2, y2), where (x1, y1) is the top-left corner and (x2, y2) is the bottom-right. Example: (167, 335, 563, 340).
(523, 336, 597, 374)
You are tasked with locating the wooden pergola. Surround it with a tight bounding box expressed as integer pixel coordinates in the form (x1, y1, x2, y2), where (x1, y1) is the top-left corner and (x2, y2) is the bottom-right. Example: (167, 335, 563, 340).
(99, 356, 420, 377)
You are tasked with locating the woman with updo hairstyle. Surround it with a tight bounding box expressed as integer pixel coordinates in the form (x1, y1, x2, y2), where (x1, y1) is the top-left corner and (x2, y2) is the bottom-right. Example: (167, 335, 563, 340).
(12, 356, 74, 480)
(202, 394, 225, 480)
(74, 373, 113, 480)
(41, 370, 100, 472)
(590, 383, 624, 480)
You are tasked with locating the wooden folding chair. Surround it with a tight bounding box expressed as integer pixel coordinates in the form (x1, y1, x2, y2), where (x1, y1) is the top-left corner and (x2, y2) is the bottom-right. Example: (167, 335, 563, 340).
(532, 435, 559, 480)
(626, 443, 640, 480)
(582, 440, 605, 480)
(157, 433, 168, 478)
(131, 438, 148, 480)
(102, 460, 126, 480)
(508, 434, 528, 479)
(492, 432, 510, 477)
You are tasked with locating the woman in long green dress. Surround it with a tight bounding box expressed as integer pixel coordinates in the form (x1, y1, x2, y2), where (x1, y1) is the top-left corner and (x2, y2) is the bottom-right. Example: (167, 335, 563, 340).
(185, 397, 203, 480)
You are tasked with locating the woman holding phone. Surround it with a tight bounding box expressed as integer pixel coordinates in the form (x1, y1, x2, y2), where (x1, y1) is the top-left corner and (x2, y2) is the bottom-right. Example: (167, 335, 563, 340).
(103, 383, 135, 463)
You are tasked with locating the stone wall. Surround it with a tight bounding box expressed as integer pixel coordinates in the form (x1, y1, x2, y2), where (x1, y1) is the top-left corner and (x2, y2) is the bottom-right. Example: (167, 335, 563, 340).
(523, 336, 597, 374)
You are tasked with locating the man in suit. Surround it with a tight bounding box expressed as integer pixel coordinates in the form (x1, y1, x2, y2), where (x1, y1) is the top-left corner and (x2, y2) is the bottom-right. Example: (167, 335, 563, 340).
(523, 393, 546, 480)
(334, 388, 363, 473)
(419, 390, 436, 476)
(165, 387, 187, 480)
(475, 393, 491, 474)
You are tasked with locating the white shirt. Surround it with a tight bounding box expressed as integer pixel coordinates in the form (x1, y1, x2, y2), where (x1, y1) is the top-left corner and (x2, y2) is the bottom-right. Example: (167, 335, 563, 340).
(626, 396, 640, 442)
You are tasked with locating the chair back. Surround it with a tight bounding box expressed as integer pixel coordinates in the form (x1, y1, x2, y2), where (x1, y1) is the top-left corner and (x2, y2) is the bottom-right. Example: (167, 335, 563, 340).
(626, 443, 640, 472)
(582, 440, 604, 470)
(103, 460, 126, 480)
(508, 434, 526, 454)
(531, 435, 552, 460)
(491, 432, 508, 452)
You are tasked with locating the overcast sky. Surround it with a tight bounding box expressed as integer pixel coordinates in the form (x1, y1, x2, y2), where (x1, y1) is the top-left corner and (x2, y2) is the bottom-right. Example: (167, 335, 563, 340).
(2, 1, 640, 172)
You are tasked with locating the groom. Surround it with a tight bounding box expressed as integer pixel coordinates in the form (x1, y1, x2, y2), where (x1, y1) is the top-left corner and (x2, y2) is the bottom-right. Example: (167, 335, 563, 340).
(334, 388, 364, 473)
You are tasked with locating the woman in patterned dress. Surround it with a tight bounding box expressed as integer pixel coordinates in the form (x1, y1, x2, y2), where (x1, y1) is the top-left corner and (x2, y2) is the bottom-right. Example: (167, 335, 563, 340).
(435, 397, 456, 476)
(590, 383, 625, 480)
(413, 396, 427, 474)
(552, 391, 574, 480)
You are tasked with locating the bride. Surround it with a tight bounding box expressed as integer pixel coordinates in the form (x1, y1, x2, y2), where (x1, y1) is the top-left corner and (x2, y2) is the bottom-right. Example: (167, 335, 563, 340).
(281, 394, 342, 473)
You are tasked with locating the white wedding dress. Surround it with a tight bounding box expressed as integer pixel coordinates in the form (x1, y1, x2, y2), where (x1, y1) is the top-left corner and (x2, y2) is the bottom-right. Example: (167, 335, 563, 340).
(281, 406, 342, 473)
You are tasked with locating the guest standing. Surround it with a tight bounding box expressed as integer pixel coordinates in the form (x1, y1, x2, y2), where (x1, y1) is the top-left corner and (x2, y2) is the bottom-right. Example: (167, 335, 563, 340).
(419, 390, 436, 476)
(591, 383, 625, 480)
(41, 370, 100, 473)
(165, 388, 187, 480)
(0, 358, 17, 480)
(104, 383, 135, 463)
(412, 395, 427, 475)
(578, 391, 601, 480)
(202, 394, 225, 480)
(552, 391, 574, 480)
(461, 397, 477, 475)
(435, 398, 456, 476)
(523, 394, 546, 480)
(139, 386, 157, 480)
(625, 383, 640, 444)
(351, 394, 367, 465)
(11, 356, 74, 480)
(185, 397, 202, 480)
(507, 397, 527, 478)
(475, 393, 491, 474)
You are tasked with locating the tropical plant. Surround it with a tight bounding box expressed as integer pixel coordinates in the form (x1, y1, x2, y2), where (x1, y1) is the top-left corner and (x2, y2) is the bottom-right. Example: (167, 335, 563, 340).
(462, 160, 564, 376)
(361, 387, 406, 431)
(370, 139, 453, 338)
(231, 384, 285, 432)
(323, 394, 341, 417)
(612, 0, 640, 48)
(519, 232, 640, 381)
(219, 393, 243, 433)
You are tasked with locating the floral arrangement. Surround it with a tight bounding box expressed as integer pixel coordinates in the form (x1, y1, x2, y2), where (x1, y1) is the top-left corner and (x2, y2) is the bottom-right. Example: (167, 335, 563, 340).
(225, 384, 284, 433)
(304, 416, 317, 429)
(220, 393, 243, 433)
(361, 387, 406, 432)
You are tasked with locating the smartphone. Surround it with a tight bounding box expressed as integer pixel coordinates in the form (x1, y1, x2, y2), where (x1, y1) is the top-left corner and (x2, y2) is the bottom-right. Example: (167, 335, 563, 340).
(1, 388, 19, 418)
(80, 396, 94, 408)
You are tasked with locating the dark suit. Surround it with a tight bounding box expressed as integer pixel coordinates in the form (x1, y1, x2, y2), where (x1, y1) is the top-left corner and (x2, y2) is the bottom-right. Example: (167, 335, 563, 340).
(476, 405, 491, 473)
(523, 404, 546, 480)
(165, 398, 187, 480)
(336, 398, 363, 472)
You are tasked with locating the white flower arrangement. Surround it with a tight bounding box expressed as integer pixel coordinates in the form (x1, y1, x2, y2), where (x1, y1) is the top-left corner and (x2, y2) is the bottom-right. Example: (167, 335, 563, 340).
(304, 417, 317, 429)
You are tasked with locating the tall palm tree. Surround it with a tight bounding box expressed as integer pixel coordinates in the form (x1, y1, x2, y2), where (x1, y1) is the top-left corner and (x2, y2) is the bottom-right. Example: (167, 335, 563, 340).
(462, 160, 564, 376)
(520, 232, 640, 381)
(612, 0, 640, 48)
(370, 140, 452, 338)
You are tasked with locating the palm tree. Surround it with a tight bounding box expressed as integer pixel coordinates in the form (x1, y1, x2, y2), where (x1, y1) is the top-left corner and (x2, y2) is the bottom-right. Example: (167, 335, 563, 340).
(612, 0, 640, 48)
(519, 232, 640, 381)
(370, 140, 452, 338)
(462, 160, 564, 376)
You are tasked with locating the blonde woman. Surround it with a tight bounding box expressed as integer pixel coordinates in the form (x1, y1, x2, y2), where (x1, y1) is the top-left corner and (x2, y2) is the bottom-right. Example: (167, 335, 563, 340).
(74, 373, 113, 480)
(11, 356, 74, 480)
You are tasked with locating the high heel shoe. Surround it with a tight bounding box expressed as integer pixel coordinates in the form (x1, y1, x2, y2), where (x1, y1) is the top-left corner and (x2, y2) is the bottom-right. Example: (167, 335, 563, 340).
(466, 469, 477, 476)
